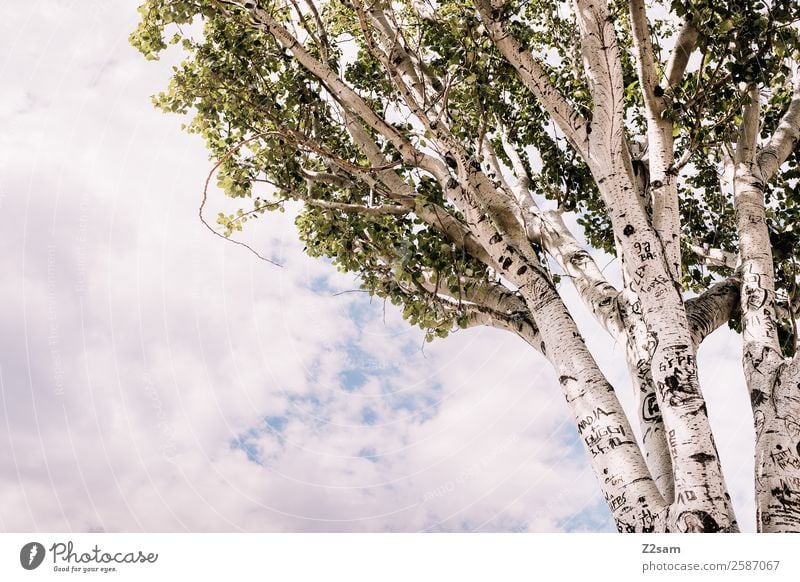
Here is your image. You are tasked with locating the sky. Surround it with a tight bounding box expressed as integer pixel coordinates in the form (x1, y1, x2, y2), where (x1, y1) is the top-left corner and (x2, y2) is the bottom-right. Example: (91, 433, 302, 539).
(0, 0, 757, 532)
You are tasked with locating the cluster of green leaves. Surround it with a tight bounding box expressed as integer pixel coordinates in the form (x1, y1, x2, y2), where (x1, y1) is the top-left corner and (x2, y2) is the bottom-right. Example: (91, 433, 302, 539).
(132, 0, 800, 350)
(132, 0, 491, 341)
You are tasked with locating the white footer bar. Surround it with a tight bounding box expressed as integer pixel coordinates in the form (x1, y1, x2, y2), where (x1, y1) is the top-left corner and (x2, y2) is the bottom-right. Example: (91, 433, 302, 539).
(1, 533, 797, 581)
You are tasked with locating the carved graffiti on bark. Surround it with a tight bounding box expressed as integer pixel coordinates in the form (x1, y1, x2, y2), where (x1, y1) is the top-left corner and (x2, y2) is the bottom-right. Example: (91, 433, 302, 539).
(642, 392, 662, 422)
(771, 445, 800, 471)
(634, 241, 656, 261)
(675, 511, 720, 533)
(576, 406, 611, 434)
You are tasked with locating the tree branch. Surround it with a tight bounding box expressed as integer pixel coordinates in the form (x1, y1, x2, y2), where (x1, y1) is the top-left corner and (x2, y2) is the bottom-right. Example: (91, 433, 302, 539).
(736, 86, 761, 165)
(353, 1, 530, 252)
(341, 112, 495, 266)
(627, 0, 661, 109)
(241, 3, 440, 175)
(627, 0, 681, 282)
(498, 132, 623, 336)
(473, 0, 591, 161)
(664, 21, 699, 88)
(685, 276, 742, 346)
(286, 185, 411, 216)
(685, 242, 738, 270)
(574, 0, 627, 165)
(758, 75, 800, 181)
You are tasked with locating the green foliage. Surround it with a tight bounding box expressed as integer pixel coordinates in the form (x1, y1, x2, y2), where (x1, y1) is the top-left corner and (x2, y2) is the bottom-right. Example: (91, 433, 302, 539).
(132, 0, 800, 349)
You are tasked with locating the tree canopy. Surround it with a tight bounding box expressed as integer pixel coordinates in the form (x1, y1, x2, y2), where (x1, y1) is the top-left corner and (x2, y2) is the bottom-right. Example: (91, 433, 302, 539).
(132, 0, 800, 532)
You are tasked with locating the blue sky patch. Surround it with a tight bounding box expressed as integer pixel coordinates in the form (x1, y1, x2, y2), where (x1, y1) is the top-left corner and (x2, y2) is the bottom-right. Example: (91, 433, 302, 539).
(361, 407, 378, 425)
(231, 436, 261, 464)
(357, 447, 379, 463)
(339, 368, 367, 391)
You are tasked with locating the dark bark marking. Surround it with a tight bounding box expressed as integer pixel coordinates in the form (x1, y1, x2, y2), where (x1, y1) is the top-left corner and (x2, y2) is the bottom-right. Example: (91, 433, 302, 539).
(751, 389, 768, 408)
(569, 250, 590, 266)
(676, 511, 720, 533)
(690, 452, 716, 464)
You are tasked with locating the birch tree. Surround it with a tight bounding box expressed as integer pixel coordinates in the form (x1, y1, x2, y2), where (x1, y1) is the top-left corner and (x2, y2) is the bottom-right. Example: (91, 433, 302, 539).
(132, 0, 800, 532)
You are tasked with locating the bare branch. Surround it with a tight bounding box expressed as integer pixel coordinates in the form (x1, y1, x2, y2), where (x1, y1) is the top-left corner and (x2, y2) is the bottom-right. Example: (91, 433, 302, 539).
(758, 76, 800, 181)
(200, 131, 285, 266)
(627, 0, 662, 111)
(686, 242, 738, 270)
(685, 276, 741, 346)
(664, 22, 699, 88)
(736, 86, 761, 165)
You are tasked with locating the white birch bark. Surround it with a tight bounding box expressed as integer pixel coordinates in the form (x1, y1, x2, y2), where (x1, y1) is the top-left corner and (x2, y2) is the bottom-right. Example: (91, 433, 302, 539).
(753, 360, 800, 532)
(573, 0, 737, 531)
(728, 151, 799, 533)
(685, 278, 741, 347)
(478, 233, 668, 532)
(618, 290, 675, 503)
(724, 82, 800, 532)
(497, 134, 624, 336)
(664, 22, 699, 89)
(627, 0, 681, 282)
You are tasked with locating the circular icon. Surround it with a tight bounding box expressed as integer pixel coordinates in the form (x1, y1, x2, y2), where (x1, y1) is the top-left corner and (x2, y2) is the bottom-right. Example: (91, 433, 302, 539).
(20, 542, 46, 570)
